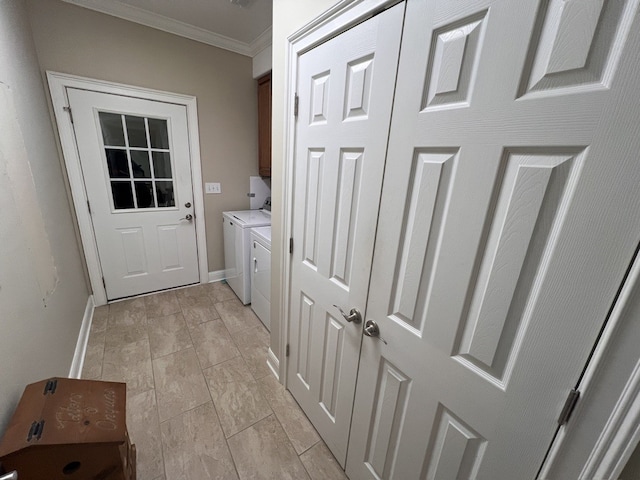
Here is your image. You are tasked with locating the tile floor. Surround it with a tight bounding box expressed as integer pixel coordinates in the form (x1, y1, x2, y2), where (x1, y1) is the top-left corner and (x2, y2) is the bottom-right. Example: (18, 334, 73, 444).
(82, 281, 348, 480)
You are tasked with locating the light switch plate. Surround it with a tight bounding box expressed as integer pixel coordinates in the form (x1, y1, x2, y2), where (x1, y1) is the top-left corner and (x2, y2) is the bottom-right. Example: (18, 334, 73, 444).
(205, 182, 221, 194)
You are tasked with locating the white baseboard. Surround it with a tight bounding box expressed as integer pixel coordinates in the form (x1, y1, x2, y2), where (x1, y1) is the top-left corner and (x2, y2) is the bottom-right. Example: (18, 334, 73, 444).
(69, 296, 95, 379)
(208, 269, 226, 283)
(267, 348, 280, 381)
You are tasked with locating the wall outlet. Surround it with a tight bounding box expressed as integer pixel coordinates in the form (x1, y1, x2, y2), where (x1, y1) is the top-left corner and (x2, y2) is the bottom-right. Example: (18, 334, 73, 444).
(205, 182, 221, 194)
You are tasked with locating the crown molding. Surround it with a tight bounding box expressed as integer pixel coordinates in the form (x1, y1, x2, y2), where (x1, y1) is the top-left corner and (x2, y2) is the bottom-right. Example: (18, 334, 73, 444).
(249, 26, 272, 56)
(62, 0, 271, 57)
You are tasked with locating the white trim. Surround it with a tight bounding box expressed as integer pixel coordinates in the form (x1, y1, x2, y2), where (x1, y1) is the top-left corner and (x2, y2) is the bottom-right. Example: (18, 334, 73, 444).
(69, 296, 95, 379)
(279, 0, 399, 384)
(208, 269, 227, 283)
(267, 348, 280, 381)
(61, 0, 270, 57)
(581, 364, 640, 479)
(47, 71, 209, 306)
(249, 27, 273, 57)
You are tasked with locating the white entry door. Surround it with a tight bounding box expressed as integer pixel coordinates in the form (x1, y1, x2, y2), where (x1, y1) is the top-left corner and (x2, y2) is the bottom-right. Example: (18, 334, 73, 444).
(287, 3, 404, 466)
(68, 89, 199, 300)
(346, 0, 640, 479)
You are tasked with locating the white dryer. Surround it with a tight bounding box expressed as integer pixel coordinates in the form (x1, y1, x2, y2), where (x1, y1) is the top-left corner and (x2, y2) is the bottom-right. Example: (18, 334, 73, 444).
(250, 226, 271, 330)
(223, 199, 271, 304)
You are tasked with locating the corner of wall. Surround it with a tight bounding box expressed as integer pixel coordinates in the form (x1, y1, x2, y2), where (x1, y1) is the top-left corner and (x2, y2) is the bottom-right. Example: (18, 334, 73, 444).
(252, 44, 272, 79)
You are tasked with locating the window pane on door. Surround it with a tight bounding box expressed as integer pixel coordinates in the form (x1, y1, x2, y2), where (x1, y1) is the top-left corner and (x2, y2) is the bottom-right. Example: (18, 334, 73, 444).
(111, 182, 134, 209)
(99, 112, 126, 146)
(130, 150, 151, 178)
(126, 115, 148, 148)
(148, 118, 169, 149)
(135, 181, 155, 208)
(152, 152, 172, 178)
(99, 111, 176, 211)
(106, 149, 130, 178)
(156, 181, 175, 207)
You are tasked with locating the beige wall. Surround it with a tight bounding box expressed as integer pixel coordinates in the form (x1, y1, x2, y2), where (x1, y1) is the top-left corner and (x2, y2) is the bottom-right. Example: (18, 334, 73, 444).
(0, 0, 89, 434)
(27, 0, 259, 273)
(270, 0, 338, 373)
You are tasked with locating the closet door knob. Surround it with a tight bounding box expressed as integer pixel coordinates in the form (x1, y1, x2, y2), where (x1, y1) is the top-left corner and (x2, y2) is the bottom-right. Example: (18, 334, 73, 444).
(333, 305, 362, 324)
(363, 319, 387, 345)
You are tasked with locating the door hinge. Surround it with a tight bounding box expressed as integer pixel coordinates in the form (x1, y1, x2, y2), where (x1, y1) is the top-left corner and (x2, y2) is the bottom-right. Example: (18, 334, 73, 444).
(63, 105, 74, 124)
(286, 344, 290, 357)
(87, 200, 91, 214)
(289, 237, 293, 254)
(558, 388, 580, 426)
(102, 277, 106, 289)
(294, 94, 299, 117)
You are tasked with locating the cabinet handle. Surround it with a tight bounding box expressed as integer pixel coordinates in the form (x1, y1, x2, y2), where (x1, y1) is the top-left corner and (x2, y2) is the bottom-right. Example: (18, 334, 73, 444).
(254, 257, 258, 273)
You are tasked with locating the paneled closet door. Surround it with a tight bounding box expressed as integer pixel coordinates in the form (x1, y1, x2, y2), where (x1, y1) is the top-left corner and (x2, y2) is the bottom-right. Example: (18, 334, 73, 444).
(347, 0, 640, 478)
(287, 3, 404, 467)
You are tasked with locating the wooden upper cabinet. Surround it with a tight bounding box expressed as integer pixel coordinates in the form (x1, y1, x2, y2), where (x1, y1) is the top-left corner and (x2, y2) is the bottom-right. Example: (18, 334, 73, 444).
(257, 72, 272, 177)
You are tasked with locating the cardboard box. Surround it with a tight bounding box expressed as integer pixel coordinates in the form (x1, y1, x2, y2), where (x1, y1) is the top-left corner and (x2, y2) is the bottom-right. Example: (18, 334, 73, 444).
(0, 378, 135, 479)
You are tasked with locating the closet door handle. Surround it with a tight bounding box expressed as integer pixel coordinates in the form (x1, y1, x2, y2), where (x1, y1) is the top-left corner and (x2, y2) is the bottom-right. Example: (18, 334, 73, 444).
(254, 257, 258, 273)
(333, 305, 362, 324)
(363, 319, 387, 345)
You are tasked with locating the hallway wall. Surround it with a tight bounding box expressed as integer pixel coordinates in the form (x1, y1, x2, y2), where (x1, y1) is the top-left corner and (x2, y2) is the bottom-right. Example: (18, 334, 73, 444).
(0, 0, 89, 434)
(27, 0, 259, 274)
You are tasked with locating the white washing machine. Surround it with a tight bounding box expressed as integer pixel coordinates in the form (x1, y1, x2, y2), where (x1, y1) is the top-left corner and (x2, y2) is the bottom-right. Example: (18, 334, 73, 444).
(250, 226, 271, 330)
(223, 199, 271, 304)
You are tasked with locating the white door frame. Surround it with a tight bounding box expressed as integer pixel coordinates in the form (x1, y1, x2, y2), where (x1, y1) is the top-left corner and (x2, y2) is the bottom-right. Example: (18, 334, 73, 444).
(279, 0, 640, 476)
(47, 71, 208, 306)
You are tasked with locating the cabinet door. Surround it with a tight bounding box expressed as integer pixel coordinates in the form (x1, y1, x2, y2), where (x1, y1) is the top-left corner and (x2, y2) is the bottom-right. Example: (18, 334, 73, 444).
(257, 73, 271, 177)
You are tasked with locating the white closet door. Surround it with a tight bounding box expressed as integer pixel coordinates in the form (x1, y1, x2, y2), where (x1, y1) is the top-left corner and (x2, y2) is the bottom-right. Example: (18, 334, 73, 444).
(287, 3, 404, 466)
(347, 0, 640, 478)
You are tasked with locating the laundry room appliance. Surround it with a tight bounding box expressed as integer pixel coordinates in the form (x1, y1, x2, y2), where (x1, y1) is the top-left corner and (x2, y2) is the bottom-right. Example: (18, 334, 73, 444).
(250, 226, 271, 330)
(223, 198, 271, 304)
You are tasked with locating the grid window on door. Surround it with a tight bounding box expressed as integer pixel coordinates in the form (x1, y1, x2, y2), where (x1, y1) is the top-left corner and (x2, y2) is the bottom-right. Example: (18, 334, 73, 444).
(98, 112, 176, 210)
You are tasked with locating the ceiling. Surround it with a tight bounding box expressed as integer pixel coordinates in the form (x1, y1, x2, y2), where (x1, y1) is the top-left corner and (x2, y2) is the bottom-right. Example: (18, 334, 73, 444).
(62, 0, 273, 57)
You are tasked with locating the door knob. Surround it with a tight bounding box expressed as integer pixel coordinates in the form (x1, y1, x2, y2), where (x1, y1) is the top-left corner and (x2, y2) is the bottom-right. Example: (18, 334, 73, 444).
(333, 305, 362, 324)
(180, 214, 193, 221)
(364, 319, 387, 345)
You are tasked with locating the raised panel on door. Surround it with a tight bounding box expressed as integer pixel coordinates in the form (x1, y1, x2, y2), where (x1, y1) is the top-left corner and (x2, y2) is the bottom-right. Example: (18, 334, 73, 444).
(346, 0, 640, 478)
(288, 3, 405, 466)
